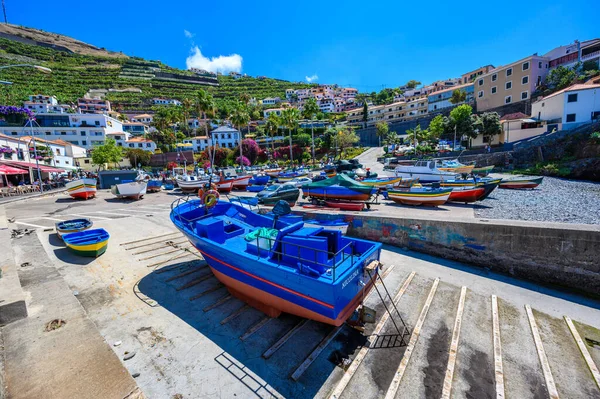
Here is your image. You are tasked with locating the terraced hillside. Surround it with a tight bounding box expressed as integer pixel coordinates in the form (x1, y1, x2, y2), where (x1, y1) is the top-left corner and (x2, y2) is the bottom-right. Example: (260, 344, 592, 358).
(0, 31, 313, 111)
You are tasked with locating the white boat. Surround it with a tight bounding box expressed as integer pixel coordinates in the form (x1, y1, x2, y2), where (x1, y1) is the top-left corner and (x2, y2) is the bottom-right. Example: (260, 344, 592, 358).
(395, 160, 458, 183)
(111, 181, 147, 200)
(231, 175, 250, 189)
(177, 176, 206, 193)
(65, 178, 97, 200)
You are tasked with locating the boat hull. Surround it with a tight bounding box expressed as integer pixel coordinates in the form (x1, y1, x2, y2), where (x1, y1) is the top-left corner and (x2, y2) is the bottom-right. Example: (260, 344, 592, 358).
(231, 176, 250, 189)
(147, 181, 162, 193)
(472, 165, 494, 176)
(66, 241, 108, 257)
(216, 180, 234, 193)
(324, 201, 364, 211)
(302, 186, 375, 201)
(65, 179, 97, 200)
(111, 182, 147, 199)
(395, 170, 457, 183)
(499, 177, 543, 189)
(177, 179, 205, 193)
(448, 187, 486, 203)
(55, 218, 93, 239)
(388, 189, 452, 206)
(360, 177, 404, 187)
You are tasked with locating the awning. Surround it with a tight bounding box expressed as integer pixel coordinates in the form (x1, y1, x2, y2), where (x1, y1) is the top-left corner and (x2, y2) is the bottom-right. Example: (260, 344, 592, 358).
(0, 165, 28, 175)
(0, 161, 65, 173)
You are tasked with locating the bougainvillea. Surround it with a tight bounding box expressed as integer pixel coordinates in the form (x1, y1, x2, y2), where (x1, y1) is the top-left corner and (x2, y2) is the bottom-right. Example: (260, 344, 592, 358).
(0, 106, 35, 121)
(235, 155, 250, 166)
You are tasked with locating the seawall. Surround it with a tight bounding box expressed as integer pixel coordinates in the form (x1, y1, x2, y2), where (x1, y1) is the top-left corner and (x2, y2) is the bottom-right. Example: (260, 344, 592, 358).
(302, 212, 600, 297)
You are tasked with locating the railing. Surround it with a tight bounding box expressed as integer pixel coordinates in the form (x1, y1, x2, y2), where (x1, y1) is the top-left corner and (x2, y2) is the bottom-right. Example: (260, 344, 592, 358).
(581, 50, 600, 61)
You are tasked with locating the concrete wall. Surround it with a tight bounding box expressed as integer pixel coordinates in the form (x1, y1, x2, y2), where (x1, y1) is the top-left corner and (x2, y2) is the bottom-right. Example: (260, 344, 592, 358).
(303, 212, 600, 297)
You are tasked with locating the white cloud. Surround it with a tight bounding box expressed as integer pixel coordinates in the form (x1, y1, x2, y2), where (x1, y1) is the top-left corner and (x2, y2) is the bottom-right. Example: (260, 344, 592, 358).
(186, 46, 243, 74)
(184, 29, 194, 39)
(305, 74, 319, 83)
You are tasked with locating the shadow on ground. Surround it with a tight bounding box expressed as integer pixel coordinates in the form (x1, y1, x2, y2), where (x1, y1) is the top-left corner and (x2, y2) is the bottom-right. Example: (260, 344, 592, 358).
(137, 260, 365, 398)
(49, 233, 101, 265)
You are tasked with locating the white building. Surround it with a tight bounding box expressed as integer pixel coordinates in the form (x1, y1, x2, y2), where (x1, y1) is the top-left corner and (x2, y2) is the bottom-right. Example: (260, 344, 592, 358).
(531, 83, 600, 130)
(229, 72, 242, 79)
(318, 98, 335, 113)
(0, 134, 30, 163)
(262, 97, 281, 106)
(131, 113, 153, 124)
(210, 126, 241, 149)
(182, 136, 211, 152)
(0, 113, 123, 150)
(78, 97, 111, 114)
(23, 95, 72, 114)
(152, 98, 182, 106)
(20, 136, 76, 171)
(122, 122, 149, 136)
(126, 137, 157, 152)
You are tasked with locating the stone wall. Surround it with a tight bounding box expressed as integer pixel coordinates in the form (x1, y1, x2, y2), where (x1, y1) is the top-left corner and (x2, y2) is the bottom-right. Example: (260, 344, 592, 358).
(300, 212, 600, 297)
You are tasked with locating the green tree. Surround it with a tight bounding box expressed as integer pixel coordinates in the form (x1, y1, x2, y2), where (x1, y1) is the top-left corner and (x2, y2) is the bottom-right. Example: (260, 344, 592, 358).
(375, 121, 389, 146)
(302, 97, 320, 164)
(405, 80, 421, 89)
(449, 104, 476, 147)
(449, 89, 467, 105)
(281, 107, 300, 163)
(230, 103, 250, 166)
(362, 101, 368, 128)
(125, 148, 151, 167)
(545, 65, 577, 91)
(195, 89, 216, 138)
(406, 125, 429, 148)
(336, 128, 360, 159)
(181, 98, 193, 134)
(478, 112, 502, 145)
(91, 139, 123, 169)
(427, 115, 445, 142)
(265, 113, 281, 155)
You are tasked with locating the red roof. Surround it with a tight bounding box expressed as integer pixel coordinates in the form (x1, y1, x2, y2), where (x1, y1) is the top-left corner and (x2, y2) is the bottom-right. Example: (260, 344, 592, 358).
(0, 165, 28, 175)
(500, 112, 530, 121)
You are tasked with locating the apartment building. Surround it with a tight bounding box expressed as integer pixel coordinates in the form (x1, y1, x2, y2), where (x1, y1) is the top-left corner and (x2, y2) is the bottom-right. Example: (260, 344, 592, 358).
(424, 78, 462, 94)
(475, 54, 549, 112)
(20, 136, 78, 170)
(531, 83, 600, 130)
(210, 126, 241, 149)
(0, 112, 123, 150)
(262, 97, 281, 106)
(131, 113, 153, 124)
(122, 122, 149, 136)
(77, 98, 111, 114)
(461, 65, 494, 84)
(427, 83, 474, 112)
(544, 39, 600, 70)
(346, 99, 425, 127)
(152, 98, 181, 106)
(23, 95, 72, 114)
(182, 136, 211, 152)
(126, 137, 157, 152)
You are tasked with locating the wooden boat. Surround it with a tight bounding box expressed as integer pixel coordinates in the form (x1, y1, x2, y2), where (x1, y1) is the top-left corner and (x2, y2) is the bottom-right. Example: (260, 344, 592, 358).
(177, 177, 206, 193)
(65, 178, 97, 200)
(246, 185, 265, 192)
(249, 175, 270, 185)
(231, 176, 251, 190)
(215, 179, 234, 193)
(111, 181, 147, 200)
(324, 200, 364, 211)
(147, 179, 162, 193)
(164, 180, 175, 190)
(472, 165, 494, 176)
(478, 182, 500, 200)
(302, 175, 376, 202)
(387, 187, 452, 206)
(439, 159, 475, 175)
(62, 228, 110, 257)
(170, 200, 382, 326)
(360, 176, 404, 188)
(448, 186, 486, 203)
(264, 168, 283, 178)
(395, 160, 458, 183)
(55, 218, 92, 239)
(439, 178, 501, 188)
(499, 176, 543, 189)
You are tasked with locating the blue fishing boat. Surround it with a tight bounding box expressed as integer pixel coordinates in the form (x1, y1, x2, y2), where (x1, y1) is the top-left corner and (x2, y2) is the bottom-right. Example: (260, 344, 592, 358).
(164, 179, 175, 190)
(302, 174, 377, 202)
(247, 185, 265, 192)
(147, 179, 162, 193)
(170, 199, 382, 326)
(277, 169, 308, 182)
(249, 175, 270, 185)
(62, 228, 110, 257)
(55, 218, 93, 239)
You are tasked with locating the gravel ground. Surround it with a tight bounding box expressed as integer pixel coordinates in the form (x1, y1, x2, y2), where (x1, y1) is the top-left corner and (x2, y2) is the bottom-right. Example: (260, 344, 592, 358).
(474, 175, 600, 225)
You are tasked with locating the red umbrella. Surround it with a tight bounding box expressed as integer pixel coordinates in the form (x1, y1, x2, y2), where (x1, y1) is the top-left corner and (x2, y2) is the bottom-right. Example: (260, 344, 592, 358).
(0, 165, 27, 175)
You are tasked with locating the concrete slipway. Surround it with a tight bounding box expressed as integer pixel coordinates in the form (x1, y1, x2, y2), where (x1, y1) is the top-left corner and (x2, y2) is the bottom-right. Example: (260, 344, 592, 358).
(1, 192, 600, 399)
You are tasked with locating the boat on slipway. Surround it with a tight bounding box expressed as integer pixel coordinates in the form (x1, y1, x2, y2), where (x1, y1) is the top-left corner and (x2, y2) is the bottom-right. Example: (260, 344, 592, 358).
(301, 174, 377, 202)
(447, 186, 486, 203)
(387, 187, 453, 206)
(62, 228, 110, 257)
(177, 176, 206, 193)
(147, 180, 162, 193)
(55, 218, 93, 239)
(395, 160, 458, 183)
(111, 181, 147, 200)
(499, 176, 544, 189)
(170, 199, 382, 326)
(65, 178, 97, 200)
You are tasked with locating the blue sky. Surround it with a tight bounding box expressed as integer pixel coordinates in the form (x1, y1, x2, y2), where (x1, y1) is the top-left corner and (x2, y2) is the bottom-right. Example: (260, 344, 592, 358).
(9, 0, 598, 92)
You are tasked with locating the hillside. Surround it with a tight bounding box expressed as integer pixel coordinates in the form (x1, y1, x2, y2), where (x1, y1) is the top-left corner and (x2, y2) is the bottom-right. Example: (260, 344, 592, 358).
(0, 26, 314, 111)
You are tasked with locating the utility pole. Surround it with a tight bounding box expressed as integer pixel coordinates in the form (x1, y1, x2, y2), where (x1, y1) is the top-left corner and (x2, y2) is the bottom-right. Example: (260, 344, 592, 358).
(453, 125, 457, 151)
(2, 0, 7, 24)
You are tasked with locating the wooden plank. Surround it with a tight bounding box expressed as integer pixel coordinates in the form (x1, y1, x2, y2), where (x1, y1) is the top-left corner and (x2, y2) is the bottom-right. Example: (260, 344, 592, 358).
(120, 231, 180, 246)
(220, 304, 250, 325)
(384, 278, 440, 399)
(564, 316, 600, 391)
(203, 295, 233, 312)
(492, 295, 505, 399)
(328, 271, 416, 399)
(291, 326, 343, 381)
(263, 320, 308, 359)
(126, 236, 185, 251)
(441, 286, 467, 399)
(146, 252, 195, 268)
(175, 273, 213, 291)
(189, 284, 224, 301)
(525, 305, 559, 399)
(130, 238, 187, 254)
(376, 264, 395, 285)
(165, 267, 205, 282)
(240, 317, 272, 341)
(138, 245, 193, 261)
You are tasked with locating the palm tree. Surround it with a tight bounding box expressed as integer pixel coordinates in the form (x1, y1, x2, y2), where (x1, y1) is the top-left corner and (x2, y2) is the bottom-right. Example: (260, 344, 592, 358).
(302, 97, 320, 165)
(230, 103, 250, 166)
(281, 107, 300, 164)
(195, 89, 216, 138)
(239, 92, 252, 137)
(265, 113, 281, 156)
(181, 98, 193, 134)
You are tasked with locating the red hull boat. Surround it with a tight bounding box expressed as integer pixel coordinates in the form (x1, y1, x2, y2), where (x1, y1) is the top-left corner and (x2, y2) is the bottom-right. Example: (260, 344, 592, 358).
(448, 187, 486, 203)
(231, 176, 250, 190)
(216, 180, 234, 193)
(324, 200, 364, 211)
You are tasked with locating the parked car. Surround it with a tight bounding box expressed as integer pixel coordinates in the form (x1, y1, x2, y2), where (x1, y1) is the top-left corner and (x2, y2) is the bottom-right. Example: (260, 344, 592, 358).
(256, 183, 300, 206)
(288, 176, 313, 187)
